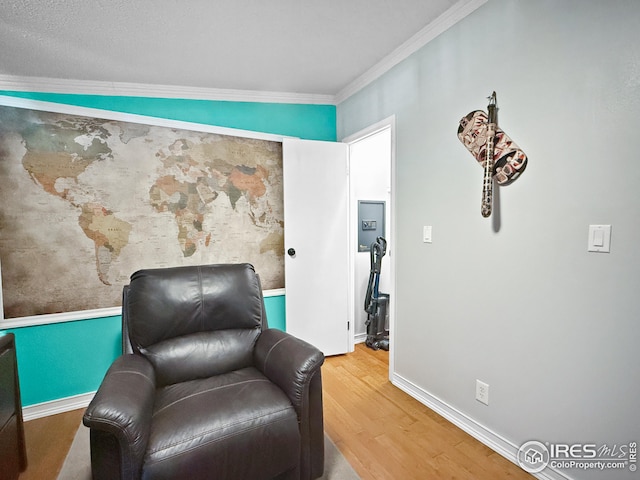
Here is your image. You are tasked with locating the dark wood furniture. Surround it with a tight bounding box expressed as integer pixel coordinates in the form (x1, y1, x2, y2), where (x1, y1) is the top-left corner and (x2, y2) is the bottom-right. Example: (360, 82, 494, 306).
(0, 333, 27, 480)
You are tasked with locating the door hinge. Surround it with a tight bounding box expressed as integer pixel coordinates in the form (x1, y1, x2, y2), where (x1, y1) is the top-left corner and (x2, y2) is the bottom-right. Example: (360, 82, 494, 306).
(347, 321, 350, 331)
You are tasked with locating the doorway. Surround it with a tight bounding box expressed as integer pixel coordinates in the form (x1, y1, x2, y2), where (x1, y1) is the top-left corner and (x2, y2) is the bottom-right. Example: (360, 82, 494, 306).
(343, 117, 395, 372)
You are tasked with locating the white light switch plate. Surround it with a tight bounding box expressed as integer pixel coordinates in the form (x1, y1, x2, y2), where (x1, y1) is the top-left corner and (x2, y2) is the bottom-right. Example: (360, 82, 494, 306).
(588, 225, 611, 253)
(423, 225, 432, 243)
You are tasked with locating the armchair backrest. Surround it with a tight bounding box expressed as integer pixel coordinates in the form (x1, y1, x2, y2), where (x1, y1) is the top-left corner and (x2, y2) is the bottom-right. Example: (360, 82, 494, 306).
(122, 263, 267, 386)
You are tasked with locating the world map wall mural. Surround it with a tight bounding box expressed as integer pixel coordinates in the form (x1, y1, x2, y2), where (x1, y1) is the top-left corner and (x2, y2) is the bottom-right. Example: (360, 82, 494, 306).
(0, 102, 284, 319)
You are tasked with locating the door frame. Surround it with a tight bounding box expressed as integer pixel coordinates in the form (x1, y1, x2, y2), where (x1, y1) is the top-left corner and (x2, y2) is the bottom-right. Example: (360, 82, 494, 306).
(342, 115, 396, 377)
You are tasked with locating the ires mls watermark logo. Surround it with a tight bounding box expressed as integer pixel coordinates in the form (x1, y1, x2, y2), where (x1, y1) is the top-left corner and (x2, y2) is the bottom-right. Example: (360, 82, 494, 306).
(517, 440, 637, 474)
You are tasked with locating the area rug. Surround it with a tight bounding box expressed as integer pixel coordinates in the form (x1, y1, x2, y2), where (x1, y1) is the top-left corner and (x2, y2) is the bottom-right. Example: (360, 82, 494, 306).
(57, 424, 360, 480)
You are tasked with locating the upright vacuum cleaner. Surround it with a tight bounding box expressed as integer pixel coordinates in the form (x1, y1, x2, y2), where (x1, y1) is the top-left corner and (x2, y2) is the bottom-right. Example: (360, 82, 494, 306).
(364, 236, 389, 351)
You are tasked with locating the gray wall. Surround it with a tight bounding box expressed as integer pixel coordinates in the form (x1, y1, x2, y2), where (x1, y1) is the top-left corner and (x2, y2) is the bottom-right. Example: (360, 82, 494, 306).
(338, 1, 639, 478)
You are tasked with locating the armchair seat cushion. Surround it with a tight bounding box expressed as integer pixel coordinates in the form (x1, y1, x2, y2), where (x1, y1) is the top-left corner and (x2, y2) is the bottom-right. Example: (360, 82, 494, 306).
(143, 367, 300, 480)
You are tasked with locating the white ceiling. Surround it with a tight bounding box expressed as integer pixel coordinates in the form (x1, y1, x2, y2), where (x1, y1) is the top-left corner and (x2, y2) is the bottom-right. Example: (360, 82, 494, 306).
(0, 0, 483, 103)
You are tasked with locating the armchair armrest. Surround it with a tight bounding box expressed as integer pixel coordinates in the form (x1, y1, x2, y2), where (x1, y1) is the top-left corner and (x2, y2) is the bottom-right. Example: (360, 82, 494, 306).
(83, 354, 156, 480)
(254, 328, 325, 480)
(254, 328, 324, 411)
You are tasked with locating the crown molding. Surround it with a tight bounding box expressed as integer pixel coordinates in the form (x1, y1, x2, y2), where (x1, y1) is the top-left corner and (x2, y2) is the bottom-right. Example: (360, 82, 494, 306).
(0, 0, 485, 107)
(0, 74, 335, 105)
(334, 0, 487, 104)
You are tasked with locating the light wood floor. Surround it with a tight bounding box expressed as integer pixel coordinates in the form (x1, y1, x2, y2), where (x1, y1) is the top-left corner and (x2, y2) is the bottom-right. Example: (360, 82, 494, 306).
(323, 344, 533, 479)
(19, 344, 532, 479)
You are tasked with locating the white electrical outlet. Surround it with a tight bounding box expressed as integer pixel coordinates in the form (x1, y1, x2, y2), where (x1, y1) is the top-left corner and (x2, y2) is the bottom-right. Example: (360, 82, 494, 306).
(476, 380, 489, 405)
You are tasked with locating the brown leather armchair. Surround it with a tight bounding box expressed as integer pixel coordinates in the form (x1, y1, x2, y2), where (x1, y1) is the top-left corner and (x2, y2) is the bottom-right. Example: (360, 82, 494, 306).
(83, 263, 325, 480)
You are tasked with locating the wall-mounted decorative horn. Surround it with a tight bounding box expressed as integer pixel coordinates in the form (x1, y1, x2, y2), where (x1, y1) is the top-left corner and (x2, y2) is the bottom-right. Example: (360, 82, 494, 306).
(457, 92, 528, 217)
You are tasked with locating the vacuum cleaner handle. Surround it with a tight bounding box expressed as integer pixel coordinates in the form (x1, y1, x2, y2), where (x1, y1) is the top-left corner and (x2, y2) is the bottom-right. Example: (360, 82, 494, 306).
(376, 236, 387, 257)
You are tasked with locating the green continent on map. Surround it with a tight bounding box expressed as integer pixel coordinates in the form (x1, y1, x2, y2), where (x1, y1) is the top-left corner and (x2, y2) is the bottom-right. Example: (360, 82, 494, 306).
(78, 203, 132, 285)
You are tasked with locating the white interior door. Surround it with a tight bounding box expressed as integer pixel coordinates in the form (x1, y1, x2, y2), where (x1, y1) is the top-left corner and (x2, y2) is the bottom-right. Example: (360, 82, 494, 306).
(283, 138, 350, 356)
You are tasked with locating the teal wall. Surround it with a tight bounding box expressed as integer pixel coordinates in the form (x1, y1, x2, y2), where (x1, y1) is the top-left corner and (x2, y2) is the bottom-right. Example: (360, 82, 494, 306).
(0, 91, 331, 407)
(263, 295, 286, 332)
(5, 295, 285, 406)
(0, 91, 336, 141)
(4, 317, 122, 406)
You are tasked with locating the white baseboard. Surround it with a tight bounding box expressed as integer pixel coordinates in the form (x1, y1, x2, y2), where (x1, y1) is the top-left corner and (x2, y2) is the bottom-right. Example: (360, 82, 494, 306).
(22, 391, 95, 422)
(391, 373, 573, 480)
(354, 333, 367, 344)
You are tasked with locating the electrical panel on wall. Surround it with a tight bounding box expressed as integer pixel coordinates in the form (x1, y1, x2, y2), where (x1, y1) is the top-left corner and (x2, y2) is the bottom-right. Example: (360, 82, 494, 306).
(358, 201, 385, 252)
